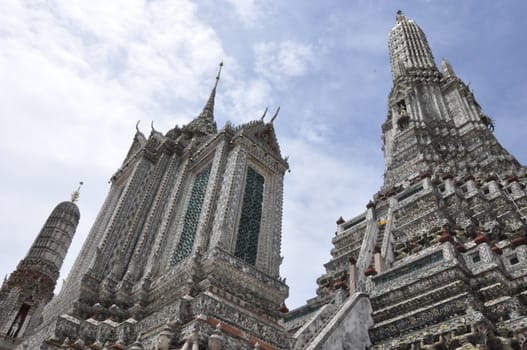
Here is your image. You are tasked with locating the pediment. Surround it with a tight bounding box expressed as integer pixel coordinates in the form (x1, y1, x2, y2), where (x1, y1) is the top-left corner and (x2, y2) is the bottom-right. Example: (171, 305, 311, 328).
(238, 121, 282, 158)
(388, 82, 411, 105)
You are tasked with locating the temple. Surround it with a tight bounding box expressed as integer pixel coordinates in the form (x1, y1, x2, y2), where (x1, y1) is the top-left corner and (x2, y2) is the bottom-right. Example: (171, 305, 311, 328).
(2, 10, 527, 350)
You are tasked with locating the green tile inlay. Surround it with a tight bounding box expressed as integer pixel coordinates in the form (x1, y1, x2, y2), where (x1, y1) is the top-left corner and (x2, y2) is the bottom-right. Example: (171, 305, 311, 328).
(235, 167, 265, 265)
(171, 164, 211, 265)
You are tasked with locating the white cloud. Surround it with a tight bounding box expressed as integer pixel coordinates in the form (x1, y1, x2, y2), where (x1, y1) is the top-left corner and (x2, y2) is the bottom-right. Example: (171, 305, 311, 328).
(225, 0, 266, 27)
(222, 76, 274, 123)
(0, 0, 229, 167)
(281, 138, 381, 306)
(297, 118, 334, 144)
(254, 40, 314, 86)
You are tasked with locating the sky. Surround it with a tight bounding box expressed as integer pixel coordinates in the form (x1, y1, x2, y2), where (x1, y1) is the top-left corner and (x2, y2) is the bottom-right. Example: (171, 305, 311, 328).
(1, 1, 526, 310)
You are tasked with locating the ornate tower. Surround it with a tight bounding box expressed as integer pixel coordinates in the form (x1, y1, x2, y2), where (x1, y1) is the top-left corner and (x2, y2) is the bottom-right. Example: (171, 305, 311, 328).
(20, 65, 291, 350)
(285, 11, 527, 350)
(0, 189, 80, 349)
(383, 10, 519, 188)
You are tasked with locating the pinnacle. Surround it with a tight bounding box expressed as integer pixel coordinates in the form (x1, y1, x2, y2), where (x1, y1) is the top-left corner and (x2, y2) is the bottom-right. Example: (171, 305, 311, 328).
(184, 62, 223, 135)
(396, 9, 407, 23)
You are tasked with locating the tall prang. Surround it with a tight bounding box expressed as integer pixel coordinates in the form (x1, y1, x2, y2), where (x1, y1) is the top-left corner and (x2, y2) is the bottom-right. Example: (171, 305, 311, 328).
(18, 64, 292, 350)
(0, 188, 80, 350)
(284, 11, 527, 350)
(382, 10, 518, 188)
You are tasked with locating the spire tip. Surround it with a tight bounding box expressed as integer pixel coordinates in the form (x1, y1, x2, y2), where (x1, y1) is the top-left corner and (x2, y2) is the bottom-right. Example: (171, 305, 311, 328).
(396, 10, 405, 22)
(71, 181, 83, 203)
(215, 61, 224, 87)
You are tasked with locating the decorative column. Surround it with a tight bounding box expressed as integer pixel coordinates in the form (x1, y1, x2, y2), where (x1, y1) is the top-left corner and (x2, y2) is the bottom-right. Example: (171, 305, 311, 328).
(348, 257, 358, 293)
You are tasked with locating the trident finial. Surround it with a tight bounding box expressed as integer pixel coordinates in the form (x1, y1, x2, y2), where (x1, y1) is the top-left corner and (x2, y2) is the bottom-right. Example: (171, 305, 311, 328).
(71, 181, 83, 203)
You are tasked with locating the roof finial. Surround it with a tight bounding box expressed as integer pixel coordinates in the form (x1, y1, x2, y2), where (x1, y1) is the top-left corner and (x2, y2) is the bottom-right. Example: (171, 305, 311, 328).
(396, 9, 405, 22)
(71, 181, 83, 203)
(151, 121, 156, 132)
(260, 107, 269, 121)
(183, 62, 222, 135)
(214, 61, 224, 90)
(441, 57, 456, 78)
(270, 106, 280, 123)
(136, 120, 141, 132)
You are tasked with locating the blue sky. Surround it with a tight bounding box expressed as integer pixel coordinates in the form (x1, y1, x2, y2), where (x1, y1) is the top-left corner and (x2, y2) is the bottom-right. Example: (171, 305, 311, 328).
(1, 1, 526, 309)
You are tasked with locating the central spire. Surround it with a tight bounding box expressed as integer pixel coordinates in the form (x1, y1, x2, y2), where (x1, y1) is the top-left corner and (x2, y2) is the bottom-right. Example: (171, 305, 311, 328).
(389, 10, 437, 81)
(184, 62, 223, 135)
(202, 61, 223, 119)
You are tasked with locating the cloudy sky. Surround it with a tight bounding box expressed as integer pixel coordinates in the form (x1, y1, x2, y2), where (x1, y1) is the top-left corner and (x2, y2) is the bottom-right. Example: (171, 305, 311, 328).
(1, 1, 526, 309)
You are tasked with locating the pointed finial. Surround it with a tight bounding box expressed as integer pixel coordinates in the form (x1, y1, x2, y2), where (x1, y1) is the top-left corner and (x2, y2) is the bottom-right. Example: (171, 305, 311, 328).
(184, 62, 223, 135)
(441, 58, 456, 78)
(151, 121, 155, 132)
(270, 106, 280, 123)
(260, 107, 268, 121)
(396, 10, 405, 22)
(136, 120, 141, 132)
(71, 181, 83, 203)
(214, 61, 223, 90)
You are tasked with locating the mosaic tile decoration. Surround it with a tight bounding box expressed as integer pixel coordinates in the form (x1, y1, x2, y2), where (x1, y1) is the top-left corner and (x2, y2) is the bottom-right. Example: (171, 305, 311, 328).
(171, 164, 212, 265)
(235, 167, 265, 265)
